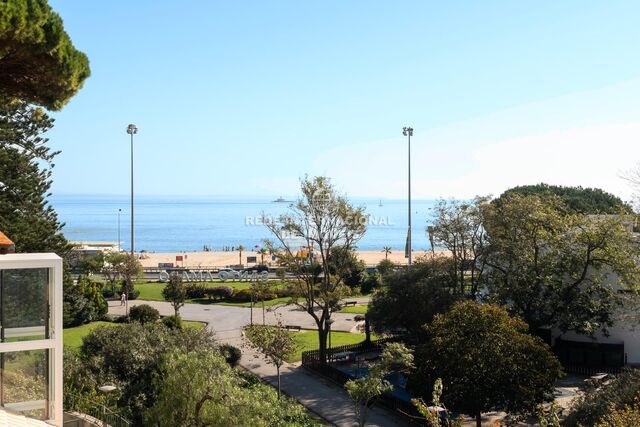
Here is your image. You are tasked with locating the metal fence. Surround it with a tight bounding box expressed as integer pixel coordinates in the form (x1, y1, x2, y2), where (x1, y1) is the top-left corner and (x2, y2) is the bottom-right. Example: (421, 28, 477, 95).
(301, 337, 423, 425)
(562, 364, 624, 376)
(301, 337, 397, 369)
(65, 397, 131, 427)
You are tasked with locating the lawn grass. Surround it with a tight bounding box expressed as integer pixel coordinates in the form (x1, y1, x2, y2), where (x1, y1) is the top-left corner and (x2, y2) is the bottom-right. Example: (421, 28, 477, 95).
(135, 282, 166, 301)
(338, 304, 368, 314)
(287, 330, 370, 363)
(181, 320, 207, 329)
(63, 321, 117, 349)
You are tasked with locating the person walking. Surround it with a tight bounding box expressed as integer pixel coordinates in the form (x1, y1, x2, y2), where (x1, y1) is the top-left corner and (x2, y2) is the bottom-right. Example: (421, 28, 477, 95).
(120, 292, 126, 306)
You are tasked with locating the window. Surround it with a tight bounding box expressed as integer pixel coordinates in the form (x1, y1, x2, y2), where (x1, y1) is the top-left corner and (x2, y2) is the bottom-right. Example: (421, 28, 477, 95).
(1, 349, 49, 420)
(0, 254, 62, 425)
(0, 269, 50, 342)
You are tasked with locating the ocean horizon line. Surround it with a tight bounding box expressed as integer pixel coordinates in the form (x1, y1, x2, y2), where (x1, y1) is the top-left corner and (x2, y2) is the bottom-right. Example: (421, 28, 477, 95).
(49, 193, 443, 202)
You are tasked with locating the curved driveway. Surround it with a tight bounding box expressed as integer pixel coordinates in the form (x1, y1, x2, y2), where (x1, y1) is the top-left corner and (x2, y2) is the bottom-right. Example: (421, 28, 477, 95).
(107, 299, 407, 426)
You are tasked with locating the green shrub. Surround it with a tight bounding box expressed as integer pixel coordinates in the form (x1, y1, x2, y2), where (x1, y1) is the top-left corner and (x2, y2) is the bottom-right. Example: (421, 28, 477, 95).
(219, 343, 242, 367)
(205, 286, 234, 300)
(565, 369, 640, 427)
(360, 271, 382, 294)
(112, 314, 130, 323)
(376, 258, 396, 276)
(74, 322, 217, 424)
(128, 288, 141, 300)
(162, 315, 182, 329)
(119, 283, 140, 301)
(129, 304, 160, 325)
(185, 283, 206, 299)
(230, 288, 253, 302)
(274, 288, 291, 298)
(63, 274, 108, 327)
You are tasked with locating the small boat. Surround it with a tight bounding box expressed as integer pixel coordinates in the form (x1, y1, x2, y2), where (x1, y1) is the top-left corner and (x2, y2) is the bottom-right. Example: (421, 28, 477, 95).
(378, 200, 383, 207)
(273, 196, 290, 203)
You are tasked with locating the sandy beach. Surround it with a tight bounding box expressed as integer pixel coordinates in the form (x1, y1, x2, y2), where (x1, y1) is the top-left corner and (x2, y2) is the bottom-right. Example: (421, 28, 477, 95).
(139, 249, 436, 268)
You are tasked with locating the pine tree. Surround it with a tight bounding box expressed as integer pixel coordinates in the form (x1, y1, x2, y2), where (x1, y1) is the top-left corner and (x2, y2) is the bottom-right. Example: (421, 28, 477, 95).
(0, 0, 90, 110)
(0, 98, 69, 255)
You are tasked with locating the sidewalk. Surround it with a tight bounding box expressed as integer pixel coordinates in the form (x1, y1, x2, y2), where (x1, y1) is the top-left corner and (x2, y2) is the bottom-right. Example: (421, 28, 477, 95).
(108, 300, 404, 426)
(221, 330, 405, 427)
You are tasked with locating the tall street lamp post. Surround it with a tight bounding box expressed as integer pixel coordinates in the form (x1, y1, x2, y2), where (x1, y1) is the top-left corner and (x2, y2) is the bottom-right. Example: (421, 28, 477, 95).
(126, 124, 138, 255)
(403, 126, 413, 266)
(325, 318, 335, 363)
(117, 208, 122, 252)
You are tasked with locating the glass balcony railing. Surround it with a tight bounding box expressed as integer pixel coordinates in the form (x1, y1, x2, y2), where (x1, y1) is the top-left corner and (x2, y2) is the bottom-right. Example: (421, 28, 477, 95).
(0, 254, 62, 425)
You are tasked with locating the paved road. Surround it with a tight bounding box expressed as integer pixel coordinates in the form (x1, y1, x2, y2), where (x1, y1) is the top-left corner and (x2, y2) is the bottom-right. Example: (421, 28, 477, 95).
(109, 299, 364, 335)
(109, 300, 569, 426)
(108, 300, 404, 426)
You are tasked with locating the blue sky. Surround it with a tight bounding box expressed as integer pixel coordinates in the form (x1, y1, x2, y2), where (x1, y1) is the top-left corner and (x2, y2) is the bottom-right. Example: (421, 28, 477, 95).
(47, 1, 640, 199)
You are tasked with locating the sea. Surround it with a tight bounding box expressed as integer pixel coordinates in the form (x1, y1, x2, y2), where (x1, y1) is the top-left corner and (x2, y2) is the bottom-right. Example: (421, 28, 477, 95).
(50, 195, 439, 253)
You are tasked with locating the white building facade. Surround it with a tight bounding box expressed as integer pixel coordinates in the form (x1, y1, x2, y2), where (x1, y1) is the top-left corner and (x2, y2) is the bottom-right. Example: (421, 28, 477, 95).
(0, 254, 63, 425)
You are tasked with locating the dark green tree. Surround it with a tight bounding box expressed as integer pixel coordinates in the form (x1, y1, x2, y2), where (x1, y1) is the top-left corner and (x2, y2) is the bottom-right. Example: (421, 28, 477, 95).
(264, 176, 367, 364)
(162, 273, 187, 317)
(0, 0, 90, 110)
(0, 98, 69, 255)
(430, 197, 489, 298)
(118, 253, 142, 298)
(145, 348, 322, 426)
(414, 301, 562, 427)
(482, 193, 640, 334)
(77, 251, 105, 275)
(63, 274, 107, 327)
(368, 257, 461, 343)
(330, 245, 366, 291)
(76, 323, 218, 424)
(499, 183, 632, 214)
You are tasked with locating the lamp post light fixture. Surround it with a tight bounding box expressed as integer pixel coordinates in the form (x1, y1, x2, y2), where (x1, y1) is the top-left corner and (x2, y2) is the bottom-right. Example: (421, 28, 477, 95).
(126, 124, 138, 256)
(98, 385, 117, 419)
(325, 318, 335, 362)
(98, 385, 116, 394)
(402, 126, 413, 266)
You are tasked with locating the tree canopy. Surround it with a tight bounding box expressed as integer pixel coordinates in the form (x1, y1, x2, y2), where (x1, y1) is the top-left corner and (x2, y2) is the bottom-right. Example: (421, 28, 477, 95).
(244, 322, 297, 398)
(430, 197, 489, 298)
(264, 176, 367, 363)
(0, 98, 68, 254)
(483, 192, 640, 334)
(0, 0, 90, 110)
(162, 273, 187, 317)
(368, 257, 462, 342)
(67, 322, 218, 423)
(498, 183, 632, 214)
(145, 348, 322, 427)
(414, 301, 562, 427)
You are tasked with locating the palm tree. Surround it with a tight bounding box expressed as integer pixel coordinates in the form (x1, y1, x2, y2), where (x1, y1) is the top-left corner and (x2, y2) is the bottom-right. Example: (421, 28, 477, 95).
(237, 244, 245, 266)
(382, 246, 392, 260)
(257, 248, 268, 264)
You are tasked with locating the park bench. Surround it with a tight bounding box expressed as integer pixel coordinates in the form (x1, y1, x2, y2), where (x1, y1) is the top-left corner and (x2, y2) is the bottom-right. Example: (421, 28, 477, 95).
(343, 301, 358, 307)
(285, 325, 302, 331)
